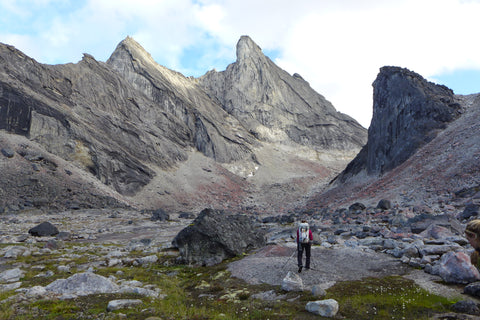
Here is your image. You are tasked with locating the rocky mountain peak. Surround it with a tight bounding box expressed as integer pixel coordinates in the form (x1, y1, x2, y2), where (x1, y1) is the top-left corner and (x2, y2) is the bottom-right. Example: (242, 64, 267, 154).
(113, 36, 154, 63)
(333, 66, 463, 183)
(236, 35, 264, 62)
(199, 36, 367, 151)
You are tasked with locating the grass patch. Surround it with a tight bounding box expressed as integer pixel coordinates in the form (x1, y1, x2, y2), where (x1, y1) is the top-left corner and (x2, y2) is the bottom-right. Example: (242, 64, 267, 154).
(0, 244, 465, 320)
(326, 276, 459, 319)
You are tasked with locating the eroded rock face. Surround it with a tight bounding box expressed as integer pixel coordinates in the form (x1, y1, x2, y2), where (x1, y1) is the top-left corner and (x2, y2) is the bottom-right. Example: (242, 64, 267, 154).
(172, 208, 266, 266)
(334, 66, 462, 182)
(199, 36, 367, 151)
(106, 37, 257, 164)
(0, 36, 368, 211)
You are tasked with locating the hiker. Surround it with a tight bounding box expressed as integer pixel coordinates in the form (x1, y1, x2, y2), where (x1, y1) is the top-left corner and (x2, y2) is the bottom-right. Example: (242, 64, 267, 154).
(297, 219, 313, 273)
(465, 219, 480, 268)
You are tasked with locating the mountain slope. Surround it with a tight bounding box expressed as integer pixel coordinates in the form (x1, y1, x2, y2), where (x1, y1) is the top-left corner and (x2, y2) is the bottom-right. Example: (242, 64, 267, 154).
(0, 36, 365, 214)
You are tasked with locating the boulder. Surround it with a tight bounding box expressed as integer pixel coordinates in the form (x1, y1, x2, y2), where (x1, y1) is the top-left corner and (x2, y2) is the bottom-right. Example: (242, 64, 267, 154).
(281, 271, 303, 292)
(107, 299, 143, 312)
(349, 202, 366, 212)
(376, 199, 392, 210)
(0, 268, 24, 283)
(438, 252, 480, 284)
(419, 225, 454, 240)
(451, 300, 480, 315)
(464, 282, 480, 298)
(45, 272, 119, 296)
(172, 208, 266, 266)
(28, 221, 59, 237)
(458, 204, 480, 221)
(1, 148, 14, 158)
(306, 299, 339, 317)
(150, 208, 169, 221)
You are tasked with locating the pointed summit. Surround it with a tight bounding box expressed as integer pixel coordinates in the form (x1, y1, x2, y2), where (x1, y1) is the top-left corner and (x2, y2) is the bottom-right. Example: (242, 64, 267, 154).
(236, 35, 264, 62)
(108, 36, 155, 66)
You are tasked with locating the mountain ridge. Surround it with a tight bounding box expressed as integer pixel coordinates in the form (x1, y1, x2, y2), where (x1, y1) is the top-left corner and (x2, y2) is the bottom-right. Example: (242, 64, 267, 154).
(0, 36, 365, 214)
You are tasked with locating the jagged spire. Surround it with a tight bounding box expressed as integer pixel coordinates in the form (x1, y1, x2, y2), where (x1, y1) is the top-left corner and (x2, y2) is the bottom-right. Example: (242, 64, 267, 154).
(236, 35, 264, 62)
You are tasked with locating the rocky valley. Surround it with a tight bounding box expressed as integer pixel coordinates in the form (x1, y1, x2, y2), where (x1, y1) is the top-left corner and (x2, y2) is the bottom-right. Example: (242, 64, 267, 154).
(1, 36, 480, 319)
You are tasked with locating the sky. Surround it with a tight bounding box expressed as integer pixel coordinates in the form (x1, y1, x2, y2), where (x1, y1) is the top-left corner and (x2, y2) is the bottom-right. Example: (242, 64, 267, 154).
(1, 0, 479, 128)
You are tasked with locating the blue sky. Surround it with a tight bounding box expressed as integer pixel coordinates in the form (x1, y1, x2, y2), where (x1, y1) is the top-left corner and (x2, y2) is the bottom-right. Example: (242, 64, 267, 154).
(1, 0, 479, 128)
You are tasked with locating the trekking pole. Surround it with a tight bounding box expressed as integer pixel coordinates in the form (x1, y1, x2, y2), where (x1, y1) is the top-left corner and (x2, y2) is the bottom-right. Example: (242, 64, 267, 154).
(281, 248, 296, 271)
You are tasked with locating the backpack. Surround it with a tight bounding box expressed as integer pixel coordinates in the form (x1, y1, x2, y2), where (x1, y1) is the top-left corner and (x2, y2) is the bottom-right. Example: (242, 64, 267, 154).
(298, 222, 310, 244)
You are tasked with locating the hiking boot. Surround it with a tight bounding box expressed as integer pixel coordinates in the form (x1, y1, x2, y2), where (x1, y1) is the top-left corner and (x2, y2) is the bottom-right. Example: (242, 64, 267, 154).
(305, 267, 310, 271)
(298, 266, 303, 273)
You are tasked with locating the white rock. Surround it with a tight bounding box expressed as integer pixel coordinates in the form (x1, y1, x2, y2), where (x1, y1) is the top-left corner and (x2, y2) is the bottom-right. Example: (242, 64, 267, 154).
(306, 299, 339, 317)
(45, 272, 119, 296)
(0, 282, 21, 292)
(58, 265, 71, 273)
(106, 258, 122, 267)
(3, 246, 26, 259)
(281, 271, 303, 292)
(25, 286, 47, 298)
(107, 299, 143, 312)
(0, 268, 24, 283)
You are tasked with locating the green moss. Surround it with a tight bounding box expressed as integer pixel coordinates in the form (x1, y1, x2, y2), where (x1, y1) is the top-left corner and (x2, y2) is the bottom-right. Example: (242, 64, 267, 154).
(325, 276, 459, 319)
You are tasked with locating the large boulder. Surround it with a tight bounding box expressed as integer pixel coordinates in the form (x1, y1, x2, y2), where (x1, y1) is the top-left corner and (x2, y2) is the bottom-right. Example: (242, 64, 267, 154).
(437, 252, 480, 284)
(306, 299, 339, 317)
(28, 221, 59, 237)
(45, 272, 119, 296)
(172, 208, 266, 266)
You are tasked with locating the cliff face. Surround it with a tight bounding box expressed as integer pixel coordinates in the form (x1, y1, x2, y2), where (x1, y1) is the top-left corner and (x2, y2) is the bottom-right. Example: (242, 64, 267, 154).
(199, 36, 367, 151)
(0, 36, 366, 213)
(106, 37, 257, 163)
(334, 66, 462, 183)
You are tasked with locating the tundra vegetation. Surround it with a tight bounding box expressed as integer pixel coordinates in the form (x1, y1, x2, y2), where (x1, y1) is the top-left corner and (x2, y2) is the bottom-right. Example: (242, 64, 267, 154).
(0, 241, 458, 320)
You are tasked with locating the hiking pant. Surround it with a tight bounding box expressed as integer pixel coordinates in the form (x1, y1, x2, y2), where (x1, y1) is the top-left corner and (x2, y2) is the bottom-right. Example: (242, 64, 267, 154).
(297, 243, 311, 268)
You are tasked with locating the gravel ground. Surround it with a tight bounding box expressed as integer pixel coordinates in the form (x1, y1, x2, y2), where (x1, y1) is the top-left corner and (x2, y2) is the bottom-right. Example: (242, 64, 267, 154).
(228, 244, 470, 300)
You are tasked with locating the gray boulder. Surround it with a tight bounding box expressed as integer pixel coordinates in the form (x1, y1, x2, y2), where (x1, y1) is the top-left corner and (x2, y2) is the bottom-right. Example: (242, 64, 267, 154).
(172, 208, 266, 266)
(0, 268, 24, 283)
(438, 252, 480, 284)
(459, 204, 480, 221)
(28, 221, 59, 237)
(1, 148, 14, 158)
(45, 272, 119, 296)
(451, 300, 480, 315)
(376, 199, 392, 210)
(306, 299, 339, 317)
(150, 208, 169, 221)
(464, 282, 480, 298)
(107, 299, 143, 312)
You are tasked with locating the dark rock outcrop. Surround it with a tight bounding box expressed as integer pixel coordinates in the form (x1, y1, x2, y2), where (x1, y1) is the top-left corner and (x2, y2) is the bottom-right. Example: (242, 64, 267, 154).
(150, 208, 169, 221)
(172, 208, 266, 266)
(28, 221, 59, 237)
(199, 36, 367, 151)
(334, 66, 462, 182)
